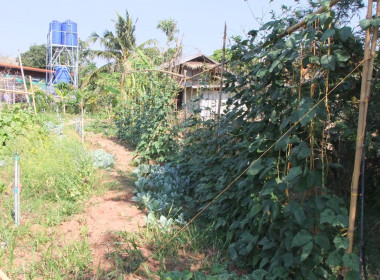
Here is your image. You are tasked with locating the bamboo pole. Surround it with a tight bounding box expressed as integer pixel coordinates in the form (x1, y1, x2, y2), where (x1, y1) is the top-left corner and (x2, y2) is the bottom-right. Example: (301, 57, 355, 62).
(12, 82, 15, 104)
(28, 76, 37, 115)
(0, 88, 34, 95)
(124, 69, 186, 78)
(188, 62, 224, 81)
(217, 23, 227, 120)
(18, 50, 30, 104)
(183, 70, 187, 119)
(81, 100, 85, 143)
(347, 0, 379, 255)
(280, 0, 341, 38)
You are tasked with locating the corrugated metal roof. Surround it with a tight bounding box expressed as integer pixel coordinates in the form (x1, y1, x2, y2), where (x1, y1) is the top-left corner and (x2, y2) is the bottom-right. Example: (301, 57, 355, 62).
(0, 63, 53, 73)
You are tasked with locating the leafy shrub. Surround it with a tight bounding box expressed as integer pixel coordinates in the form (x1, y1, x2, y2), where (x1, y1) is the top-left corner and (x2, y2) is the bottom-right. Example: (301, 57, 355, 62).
(130, 6, 374, 278)
(18, 136, 95, 201)
(43, 121, 63, 135)
(91, 149, 115, 169)
(0, 105, 43, 151)
(34, 89, 55, 113)
(114, 73, 180, 164)
(132, 164, 186, 217)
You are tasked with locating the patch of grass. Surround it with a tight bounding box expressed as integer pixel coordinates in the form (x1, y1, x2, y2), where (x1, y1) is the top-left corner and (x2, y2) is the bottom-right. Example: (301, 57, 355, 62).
(86, 119, 118, 137)
(0, 112, 104, 278)
(25, 232, 93, 279)
(102, 213, 228, 279)
(104, 181, 121, 190)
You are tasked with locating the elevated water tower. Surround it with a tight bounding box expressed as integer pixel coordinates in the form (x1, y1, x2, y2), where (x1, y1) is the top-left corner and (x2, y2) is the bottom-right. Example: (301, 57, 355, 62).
(46, 20, 79, 92)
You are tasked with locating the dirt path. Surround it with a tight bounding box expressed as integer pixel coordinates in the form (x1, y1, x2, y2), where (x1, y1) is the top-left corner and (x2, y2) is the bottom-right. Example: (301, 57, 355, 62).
(56, 133, 146, 272)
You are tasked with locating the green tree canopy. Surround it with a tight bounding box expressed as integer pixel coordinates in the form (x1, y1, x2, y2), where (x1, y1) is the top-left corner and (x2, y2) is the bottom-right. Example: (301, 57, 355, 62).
(19, 44, 46, 69)
(90, 10, 138, 94)
(157, 18, 179, 42)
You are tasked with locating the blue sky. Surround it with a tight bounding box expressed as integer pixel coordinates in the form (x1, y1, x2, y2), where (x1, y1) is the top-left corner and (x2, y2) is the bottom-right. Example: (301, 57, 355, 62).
(0, 0, 366, 60)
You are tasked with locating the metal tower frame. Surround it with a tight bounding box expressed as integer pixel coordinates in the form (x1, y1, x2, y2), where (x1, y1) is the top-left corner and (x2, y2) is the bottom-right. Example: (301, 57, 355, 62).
(46, 28, 79, 92)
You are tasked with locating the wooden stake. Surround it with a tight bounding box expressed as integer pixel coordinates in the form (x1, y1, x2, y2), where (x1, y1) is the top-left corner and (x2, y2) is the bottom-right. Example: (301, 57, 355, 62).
(28, 76, 37, 115)
(81, 100, 85, 143)
(184, 70, 187, 119)
(347, 0, 379, 255)
(12, 82, 15, 104)
(0, 89, 34, 95)
(18, 50, 30, 104)
(217, 22, 227, 120)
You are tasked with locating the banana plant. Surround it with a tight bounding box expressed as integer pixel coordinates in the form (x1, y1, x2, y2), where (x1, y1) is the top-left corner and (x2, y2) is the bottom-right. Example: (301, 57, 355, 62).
(55, 82, 72, 114)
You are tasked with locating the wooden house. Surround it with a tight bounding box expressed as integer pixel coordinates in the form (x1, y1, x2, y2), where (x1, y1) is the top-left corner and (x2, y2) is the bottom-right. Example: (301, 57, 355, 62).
(171, 53, 229, 120)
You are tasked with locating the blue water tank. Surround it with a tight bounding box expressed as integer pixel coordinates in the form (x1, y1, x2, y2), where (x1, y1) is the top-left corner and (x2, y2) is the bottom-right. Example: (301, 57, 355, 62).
(55, 66, 71, 84)
(49, 20, 62, 45)
(61, 20, 78, 46)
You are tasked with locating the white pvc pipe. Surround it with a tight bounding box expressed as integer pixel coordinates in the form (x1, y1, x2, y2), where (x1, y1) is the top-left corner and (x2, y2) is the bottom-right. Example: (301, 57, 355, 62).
(14, 153, 18, 226)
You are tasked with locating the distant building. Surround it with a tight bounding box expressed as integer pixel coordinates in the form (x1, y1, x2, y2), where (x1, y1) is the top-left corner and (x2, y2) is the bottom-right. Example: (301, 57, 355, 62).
(171, 53, 229, 120)
(0, 62, 52, 82)
(0, 63, 52, 104)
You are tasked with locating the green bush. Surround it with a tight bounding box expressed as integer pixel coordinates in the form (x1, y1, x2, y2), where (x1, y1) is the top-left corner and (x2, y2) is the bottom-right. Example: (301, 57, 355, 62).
(19, 135, 95, 201)
(0, 106, 95, 202)
(114, 73, 180, 164)
(130, 7, 376, 278)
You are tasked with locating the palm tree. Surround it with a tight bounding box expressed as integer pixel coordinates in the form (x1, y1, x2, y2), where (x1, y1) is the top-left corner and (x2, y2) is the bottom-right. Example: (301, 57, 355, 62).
(90, 10, 137, 97)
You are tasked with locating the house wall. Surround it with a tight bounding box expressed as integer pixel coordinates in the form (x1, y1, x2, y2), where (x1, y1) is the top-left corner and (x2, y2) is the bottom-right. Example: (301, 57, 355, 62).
(184, 89, 230, 120)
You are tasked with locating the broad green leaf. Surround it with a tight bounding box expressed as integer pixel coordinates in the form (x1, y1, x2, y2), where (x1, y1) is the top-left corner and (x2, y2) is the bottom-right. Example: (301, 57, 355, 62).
(275, 135, 290, 151)
(286, 37, 296, 48)
(345, 270, 359, 280)
(338, 26, 352, 41)
(228, 245, 238, 260)
(250, 269, 267, 279)
(247, 159, 263, 176)
(241, 230, 256, 243)
(300, 113, 315, 127)
(333, 50, 350, 62)
(249, 203, 262, 218)
(326, 250, 342, 266)
(314, 233, 330, 249)
(320, 29, 335, 41)
(319, 12, 332, 26)
(320, 208, 335, 224)
(283, 252, 294, 268)
(360, 19, 372, 30)
(269, 59, 281, 72)
(371, 17, 380, 27)
(285, 166, 302, 183)
(260, 185, 276, 196)
(271, 266, 289, 278)
(291, 229, 312, 247)
(248, 29, 258, 37)
(343, 253, 359, 269)
(292, 142, 311, 160)
(333, 234, 349, 250)
(300, 241, 313, 262)
(105, 85, 121, 94)
(294, 206, 306, 225)
(321, 54, 336, 71)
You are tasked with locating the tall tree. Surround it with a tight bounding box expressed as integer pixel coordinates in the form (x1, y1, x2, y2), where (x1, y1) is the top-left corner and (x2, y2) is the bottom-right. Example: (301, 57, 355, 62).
(157, 18, 178, 43)
(19, 44, 46, 69)
(90, 10, 137, 96)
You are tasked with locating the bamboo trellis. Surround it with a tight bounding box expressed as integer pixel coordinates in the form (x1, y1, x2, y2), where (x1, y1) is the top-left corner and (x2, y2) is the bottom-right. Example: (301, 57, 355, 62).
(0, 74, 37, 115)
